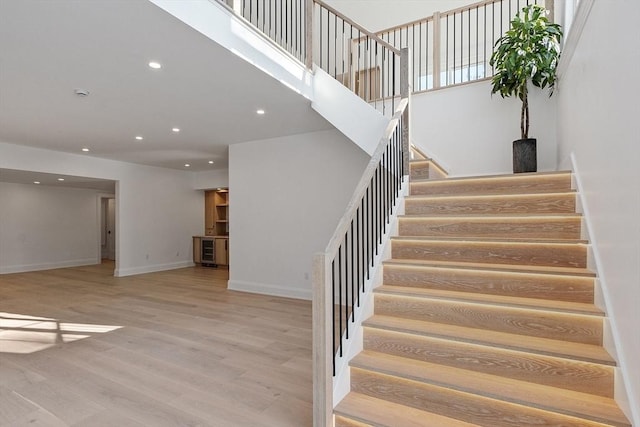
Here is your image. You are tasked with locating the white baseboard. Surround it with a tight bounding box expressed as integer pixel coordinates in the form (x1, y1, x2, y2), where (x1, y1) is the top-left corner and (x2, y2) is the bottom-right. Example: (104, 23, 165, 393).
(570, 152, 636, 424)
(0, 258, 99, 275)
(228, 279, 311, 300)
(114, 261, 195, 277)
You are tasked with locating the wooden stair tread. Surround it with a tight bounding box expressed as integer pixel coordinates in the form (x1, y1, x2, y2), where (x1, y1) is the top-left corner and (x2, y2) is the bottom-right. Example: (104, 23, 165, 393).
(390, 236, 588, 268)
(362, 315, 616, 365)
(375, 285, 603, 316)
(383, 258, 596, 277)
(411, 170, 571, 185)
(400, 213, 582, 219)
(416, 170, 571, 182)
(351, 351, 630, 426)
(335, 392, 476, 427)
(391, 236, 589, 244)
(406, 191, 576, 200)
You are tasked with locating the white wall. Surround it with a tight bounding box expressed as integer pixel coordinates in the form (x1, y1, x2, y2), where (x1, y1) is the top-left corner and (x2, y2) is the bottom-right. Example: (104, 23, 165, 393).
(555, 0, 640, 422)
(312, 67, 389, 156)
(0, 183, 99, 273)
(324, 0, 471, 32)
(0, 142, 203, 277)
(228, 129, 368, 299)
(193, 168, 229, 190)
(412, 80, 557, 176)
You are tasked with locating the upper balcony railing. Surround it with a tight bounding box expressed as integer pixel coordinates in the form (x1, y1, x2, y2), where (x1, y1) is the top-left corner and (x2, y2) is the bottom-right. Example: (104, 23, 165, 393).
(376, 0, 552, 92)
(219, 0, 403, 116)
(218, 0, 554, 103)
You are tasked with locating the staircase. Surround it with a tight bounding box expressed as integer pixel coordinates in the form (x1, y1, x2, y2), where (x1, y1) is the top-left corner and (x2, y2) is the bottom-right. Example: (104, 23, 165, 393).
(333, 157, 631, 426)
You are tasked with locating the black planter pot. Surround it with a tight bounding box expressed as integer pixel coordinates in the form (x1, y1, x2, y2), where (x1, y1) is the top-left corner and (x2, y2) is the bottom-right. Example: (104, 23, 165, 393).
(513, 138, 537, 173)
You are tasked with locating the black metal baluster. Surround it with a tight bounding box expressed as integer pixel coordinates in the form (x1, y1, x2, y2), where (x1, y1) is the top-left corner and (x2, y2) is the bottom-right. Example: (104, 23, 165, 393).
(337, 244, 342, 357)
(377, 163, 383, 245)
(350, 221, 354, 318)
(279, 0, 282, 45)
(501, 0, 503, 38)
(326, 8, 330, 73)
(485, 4, 488, 78)
(373, 165, 378, 249)
(426, 20, 429, 89)
(360, 197, 365, 292)
(468, 8, 471, 81)
(366, 36, 370, 102)
(319, 6, 323, 69)
(342, 20, 345, 84)
(454, 14, 458, 83)
(386, 145, 390, 222)
(392, 52, 396, 114)
(446, 15, 449, 85)
(366, 184, 371, 272)
(356, 207, 360, 307)
(331, 259, 336, 375)
(412, 24, 415, 89)
(381, 48, 385, 115)
(382, 152, 387, 234)
(344, 231, 349, 338)
(333, 15, 338, 79)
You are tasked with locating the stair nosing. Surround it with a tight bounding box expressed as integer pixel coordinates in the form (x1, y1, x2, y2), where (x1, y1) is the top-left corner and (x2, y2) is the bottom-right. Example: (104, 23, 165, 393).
(374, 285, 604, 316)
(362, 315, 616, 366)
(405, 190, 577, 200)
(382, 258, 596, 277)
(391, 236, 589, 245)
(410, 170, 572, 185)
(351, 351, 628, 426)
(335, 392, 477, 427)
(399, 213, 582, 219)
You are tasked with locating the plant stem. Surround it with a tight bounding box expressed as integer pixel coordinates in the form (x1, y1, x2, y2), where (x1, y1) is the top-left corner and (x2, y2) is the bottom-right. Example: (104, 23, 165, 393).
(521, 84, 529, 139)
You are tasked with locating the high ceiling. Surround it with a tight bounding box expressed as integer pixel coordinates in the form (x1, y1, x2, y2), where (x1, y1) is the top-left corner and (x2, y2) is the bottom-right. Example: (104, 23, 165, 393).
(0, 0, 332, 173)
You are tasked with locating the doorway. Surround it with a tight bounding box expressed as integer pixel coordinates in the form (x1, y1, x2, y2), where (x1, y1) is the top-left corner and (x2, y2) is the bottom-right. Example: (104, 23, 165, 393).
(100, 196, 116, 264)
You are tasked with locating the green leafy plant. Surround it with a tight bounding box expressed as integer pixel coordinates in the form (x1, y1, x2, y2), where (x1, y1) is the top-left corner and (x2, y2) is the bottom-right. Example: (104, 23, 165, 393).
(490, 4, 562, 139)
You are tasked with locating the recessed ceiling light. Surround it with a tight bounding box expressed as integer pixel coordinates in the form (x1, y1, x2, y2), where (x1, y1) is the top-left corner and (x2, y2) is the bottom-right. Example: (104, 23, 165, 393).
(74, 88, 90, 97)
(172, 128, 180, 133)
(208, 160, 214, 164)
(82, 148, 90, 152)
(184, 163, 190, 167)
(256, 109, 265, 115)
(148, 61, 162, 69)
(57, 178, 65, 181)
(135, 136, 143, 141)
(33, 181, 40, 185)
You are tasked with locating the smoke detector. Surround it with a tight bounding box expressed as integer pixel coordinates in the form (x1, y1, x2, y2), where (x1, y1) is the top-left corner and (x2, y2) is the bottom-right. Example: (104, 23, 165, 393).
(74, 88, 90, 97)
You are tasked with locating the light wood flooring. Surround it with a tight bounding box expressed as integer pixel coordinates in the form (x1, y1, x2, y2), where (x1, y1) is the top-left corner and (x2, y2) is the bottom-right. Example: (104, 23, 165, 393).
(0, 262, 312, 426)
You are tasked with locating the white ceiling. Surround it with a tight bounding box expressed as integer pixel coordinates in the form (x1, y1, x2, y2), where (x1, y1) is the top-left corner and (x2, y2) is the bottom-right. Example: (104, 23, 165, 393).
(0, 0, 332, 174)
(0, 169, 116, 193)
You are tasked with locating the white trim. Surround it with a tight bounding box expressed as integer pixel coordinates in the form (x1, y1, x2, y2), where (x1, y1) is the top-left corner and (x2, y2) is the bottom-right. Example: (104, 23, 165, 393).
(557, 0, 595, 78)
(570, 152, 635, 423)
(227, 279, 312, 300)
(114, 261, 195, 277)
(0, 258, 98, 275)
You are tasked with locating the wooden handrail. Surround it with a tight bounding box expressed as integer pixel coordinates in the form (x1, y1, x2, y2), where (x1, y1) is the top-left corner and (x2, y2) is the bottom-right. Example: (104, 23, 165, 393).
(312, 97, 408, 427)
(375, 0, 525, 36)
(312, 0, 401, 55)
(323, 97, 408, 257)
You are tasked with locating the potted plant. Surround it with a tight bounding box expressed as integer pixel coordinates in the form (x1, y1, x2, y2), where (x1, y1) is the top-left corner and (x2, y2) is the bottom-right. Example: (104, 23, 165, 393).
(489, 4, 562, 173)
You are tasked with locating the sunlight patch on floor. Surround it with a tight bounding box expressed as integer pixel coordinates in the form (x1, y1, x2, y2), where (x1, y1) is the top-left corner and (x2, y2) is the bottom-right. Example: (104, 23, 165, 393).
(0, 312, 121, 354)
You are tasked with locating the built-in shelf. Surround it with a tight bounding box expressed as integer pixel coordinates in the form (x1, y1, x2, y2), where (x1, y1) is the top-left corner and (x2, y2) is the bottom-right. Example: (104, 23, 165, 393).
(199, 188, 230, 266)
